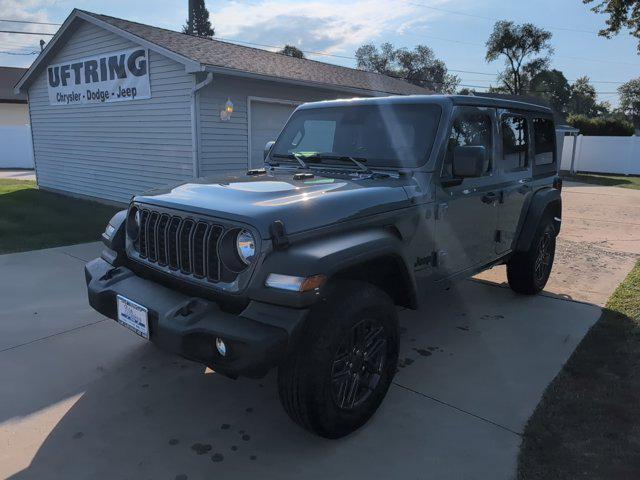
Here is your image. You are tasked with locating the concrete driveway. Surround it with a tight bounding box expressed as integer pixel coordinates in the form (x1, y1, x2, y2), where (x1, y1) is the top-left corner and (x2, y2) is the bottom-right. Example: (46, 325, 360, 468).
(1, 182, 638, 479)
(476, 181, 640, 305)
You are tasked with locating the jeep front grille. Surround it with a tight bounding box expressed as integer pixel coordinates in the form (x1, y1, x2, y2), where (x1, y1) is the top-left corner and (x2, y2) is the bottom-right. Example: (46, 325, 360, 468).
(135, 209, 224, 282)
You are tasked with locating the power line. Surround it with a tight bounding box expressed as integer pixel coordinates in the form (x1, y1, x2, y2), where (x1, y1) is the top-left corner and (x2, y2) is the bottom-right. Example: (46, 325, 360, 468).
(403, 1, 599, 34)
(0, 14, 635, 67)
(404, 32, 640, 66)
(0, 29, 54, 35)
(0, 12, 631, 90)
(2, 41, 39, 48)
(221, 34, 638, 79)
(0, 50, 39, 55)
(0, 18, 60, 26)
(215, 36, 357, 60)
(226, 29, 640, 69)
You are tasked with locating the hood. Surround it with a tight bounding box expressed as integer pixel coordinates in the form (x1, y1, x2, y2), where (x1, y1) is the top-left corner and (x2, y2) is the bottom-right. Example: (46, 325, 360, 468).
(134, 170, 415, 238)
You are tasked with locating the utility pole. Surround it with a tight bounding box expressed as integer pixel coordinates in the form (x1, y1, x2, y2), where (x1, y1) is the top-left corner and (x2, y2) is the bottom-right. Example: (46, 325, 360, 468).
(187, 0, 194, 35)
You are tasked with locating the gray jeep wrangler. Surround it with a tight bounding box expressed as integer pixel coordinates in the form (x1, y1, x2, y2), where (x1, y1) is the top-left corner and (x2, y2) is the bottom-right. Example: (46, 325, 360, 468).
(86, 95, 561, 438)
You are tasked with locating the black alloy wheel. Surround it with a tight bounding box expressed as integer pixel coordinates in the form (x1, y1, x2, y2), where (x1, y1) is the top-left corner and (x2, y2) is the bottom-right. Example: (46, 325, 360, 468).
(331, 319, 387, 410)
(534, 230, 554, 284)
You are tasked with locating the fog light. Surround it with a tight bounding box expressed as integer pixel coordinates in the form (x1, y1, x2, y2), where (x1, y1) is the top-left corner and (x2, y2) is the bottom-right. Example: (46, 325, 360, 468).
(215, 337, 227, 357)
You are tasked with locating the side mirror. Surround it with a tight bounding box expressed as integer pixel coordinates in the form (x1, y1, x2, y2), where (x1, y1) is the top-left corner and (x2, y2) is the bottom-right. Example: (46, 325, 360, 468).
(452, 145, 486, 178)
(264, 140, 275, 160)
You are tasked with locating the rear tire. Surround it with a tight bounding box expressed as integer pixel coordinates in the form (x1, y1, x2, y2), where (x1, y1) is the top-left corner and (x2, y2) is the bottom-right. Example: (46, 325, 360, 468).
(277, 280, 399, 439)
(507, 214, 557, 295)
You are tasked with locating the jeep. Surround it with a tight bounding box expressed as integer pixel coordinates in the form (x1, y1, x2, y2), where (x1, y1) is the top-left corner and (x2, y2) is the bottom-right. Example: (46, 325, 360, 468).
(86, 95, 561, 438)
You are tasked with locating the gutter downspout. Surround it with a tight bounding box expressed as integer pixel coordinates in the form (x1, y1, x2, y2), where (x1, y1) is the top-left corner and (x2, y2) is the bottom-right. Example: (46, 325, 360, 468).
(191, 72, 213, 179)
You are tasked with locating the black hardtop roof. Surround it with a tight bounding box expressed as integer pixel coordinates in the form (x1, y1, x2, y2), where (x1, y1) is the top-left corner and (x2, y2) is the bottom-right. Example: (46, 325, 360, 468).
(297, 94, 553, 114)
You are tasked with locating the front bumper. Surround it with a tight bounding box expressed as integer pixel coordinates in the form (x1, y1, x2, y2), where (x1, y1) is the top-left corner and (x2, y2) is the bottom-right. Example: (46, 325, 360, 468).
(85, 258, 307, 378)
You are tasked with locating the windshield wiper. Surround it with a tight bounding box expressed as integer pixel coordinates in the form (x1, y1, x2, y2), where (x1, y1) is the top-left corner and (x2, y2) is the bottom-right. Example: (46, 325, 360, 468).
(272, 153, 308, 169)
(272, 152, 374, 174)
(304, 153, 372, 174)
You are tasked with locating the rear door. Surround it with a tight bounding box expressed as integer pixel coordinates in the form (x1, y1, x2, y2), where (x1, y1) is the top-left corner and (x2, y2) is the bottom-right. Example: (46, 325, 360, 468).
(434, 106, 500, 278)
(249, 100, 298, 168)
(495, 111, 532, 254)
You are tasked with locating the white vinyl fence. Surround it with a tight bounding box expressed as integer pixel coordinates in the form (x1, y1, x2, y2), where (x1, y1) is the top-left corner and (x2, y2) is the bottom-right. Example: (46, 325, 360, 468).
(0, 125, 34, 169)
(561, 135, 640, 175)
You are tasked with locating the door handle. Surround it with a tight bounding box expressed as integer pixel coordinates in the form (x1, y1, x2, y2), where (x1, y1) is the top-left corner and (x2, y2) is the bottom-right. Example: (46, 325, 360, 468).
(481, 192, 497, 204)
(518, 178, 533, 184)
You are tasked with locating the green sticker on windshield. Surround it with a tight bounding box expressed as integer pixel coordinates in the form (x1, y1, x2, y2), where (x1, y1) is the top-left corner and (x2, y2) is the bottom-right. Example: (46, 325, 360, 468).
(304, 178, 335, 184)
(294, 151, 318, 158)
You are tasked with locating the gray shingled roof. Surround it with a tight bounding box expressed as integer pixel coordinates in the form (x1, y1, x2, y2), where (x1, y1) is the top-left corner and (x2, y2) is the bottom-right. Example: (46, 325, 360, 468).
(0, 67, 27, 102)
(83, 11, 430, 96)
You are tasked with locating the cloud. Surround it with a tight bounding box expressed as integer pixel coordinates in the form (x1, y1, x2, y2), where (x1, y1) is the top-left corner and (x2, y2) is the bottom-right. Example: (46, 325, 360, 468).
(0, 0, 460, 67)
(0, 0, 60, 67)
(211, 0, 452, 60)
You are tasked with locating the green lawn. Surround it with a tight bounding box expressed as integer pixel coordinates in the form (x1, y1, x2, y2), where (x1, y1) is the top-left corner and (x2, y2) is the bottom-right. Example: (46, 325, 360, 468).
(518, 260, 640, 479)
(563, 172, 640, 190)
(0, 179, 120, 254)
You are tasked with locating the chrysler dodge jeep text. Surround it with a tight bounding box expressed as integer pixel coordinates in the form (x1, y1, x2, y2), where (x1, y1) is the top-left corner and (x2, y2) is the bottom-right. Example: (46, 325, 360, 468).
(86, 95, 561, 438)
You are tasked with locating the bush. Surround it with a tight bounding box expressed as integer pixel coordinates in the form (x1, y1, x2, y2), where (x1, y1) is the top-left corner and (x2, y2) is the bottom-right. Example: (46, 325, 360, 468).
(567, 114, 635, 136)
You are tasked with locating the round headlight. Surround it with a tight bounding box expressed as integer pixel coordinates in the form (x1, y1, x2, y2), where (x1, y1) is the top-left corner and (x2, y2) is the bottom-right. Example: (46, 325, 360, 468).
(127, 207, 141, 241)
(236, 230, 256, 265)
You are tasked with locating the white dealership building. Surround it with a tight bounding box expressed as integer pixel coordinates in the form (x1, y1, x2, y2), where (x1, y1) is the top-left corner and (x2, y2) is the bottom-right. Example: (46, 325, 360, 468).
(15, 9, 427, 204)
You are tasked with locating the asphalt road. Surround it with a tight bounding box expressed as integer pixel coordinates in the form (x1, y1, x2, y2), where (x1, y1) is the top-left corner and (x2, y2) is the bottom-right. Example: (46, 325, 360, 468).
(1, 182, 638, 479)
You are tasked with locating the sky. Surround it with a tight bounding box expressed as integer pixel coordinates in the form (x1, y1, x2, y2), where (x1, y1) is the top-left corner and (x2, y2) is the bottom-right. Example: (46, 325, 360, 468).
(2, 0, 639, 106)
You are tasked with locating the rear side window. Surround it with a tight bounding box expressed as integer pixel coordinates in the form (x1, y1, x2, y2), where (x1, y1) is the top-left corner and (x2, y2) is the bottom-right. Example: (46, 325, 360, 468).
(442, 111, 493, 178)
(501, 115, 528, 170)
(533, 118, 555, 165)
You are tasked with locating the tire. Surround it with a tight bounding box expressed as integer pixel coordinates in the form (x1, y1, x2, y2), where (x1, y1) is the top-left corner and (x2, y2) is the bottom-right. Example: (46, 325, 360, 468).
(277, 280, 399, 439)
(507, 214, 557, 295)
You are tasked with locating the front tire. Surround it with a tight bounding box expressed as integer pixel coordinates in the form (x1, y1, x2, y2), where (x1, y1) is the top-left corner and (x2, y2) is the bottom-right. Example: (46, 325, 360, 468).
(507, 214, 557, 294)
(277, 280, 399, 439)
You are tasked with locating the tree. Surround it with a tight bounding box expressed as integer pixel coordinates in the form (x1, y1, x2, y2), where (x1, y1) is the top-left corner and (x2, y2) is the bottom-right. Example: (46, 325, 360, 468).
(183, 0, 214, 38)
(355, 43, 460, 93)
(279, 45, 305, 59)
(583, 0, 640, 53)
(529, 69, 571, 114)
(567, 114, 634, 135)
(618, 78, 640, 129)
(568, 76, 598, 116)
(485, 21, 553, 95)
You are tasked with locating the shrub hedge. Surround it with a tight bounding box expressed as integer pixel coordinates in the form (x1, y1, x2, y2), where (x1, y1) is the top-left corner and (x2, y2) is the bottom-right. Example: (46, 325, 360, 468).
(567, 114, 635, 136)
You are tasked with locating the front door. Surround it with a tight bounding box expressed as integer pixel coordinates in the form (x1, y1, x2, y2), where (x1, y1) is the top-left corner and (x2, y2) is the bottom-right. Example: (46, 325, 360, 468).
(496, 111, 532, 254)
(435, 106, 499, 278)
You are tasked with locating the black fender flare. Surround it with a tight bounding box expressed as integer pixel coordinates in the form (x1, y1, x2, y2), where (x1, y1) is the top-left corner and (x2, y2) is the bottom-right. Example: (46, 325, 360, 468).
(515, 188, 562, 252)
(247, 228, 417, 309)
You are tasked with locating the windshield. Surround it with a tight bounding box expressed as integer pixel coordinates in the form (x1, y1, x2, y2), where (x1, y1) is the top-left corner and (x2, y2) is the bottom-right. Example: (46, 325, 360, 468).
(270, 103, 442, 168)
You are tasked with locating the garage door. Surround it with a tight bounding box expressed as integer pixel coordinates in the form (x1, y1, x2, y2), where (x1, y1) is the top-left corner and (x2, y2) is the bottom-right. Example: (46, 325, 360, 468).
(250, 100, 297, 168)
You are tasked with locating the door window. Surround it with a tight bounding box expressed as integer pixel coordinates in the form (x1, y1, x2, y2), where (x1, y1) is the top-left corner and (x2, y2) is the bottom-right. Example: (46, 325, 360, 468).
(533, 118, 556, 165)
(501, 115, 529, 171)
(442, 111, 493, 178)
